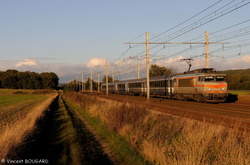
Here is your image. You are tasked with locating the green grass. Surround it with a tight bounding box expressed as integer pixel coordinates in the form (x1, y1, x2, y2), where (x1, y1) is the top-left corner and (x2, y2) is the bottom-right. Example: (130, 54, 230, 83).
(0, 89, 33, 94)
(60, 96, 112, 164)
(50, 96, 83, 164)
(228, 90, 250, 95)
(0, 89, 49, 128)
(0, 89, 48, 108)
(0, 95, 46, 108)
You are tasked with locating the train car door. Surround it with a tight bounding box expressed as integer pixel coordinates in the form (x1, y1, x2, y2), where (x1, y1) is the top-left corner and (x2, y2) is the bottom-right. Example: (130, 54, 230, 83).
(115, 84, 118, 93)
(142, 82, 146, 95)
(168, 79, 173, 97)
(125, 83, 128, 94)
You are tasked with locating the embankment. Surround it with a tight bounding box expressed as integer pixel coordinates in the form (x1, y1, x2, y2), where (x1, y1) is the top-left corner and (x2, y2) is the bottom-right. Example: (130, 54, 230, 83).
(64, 92, 250, 165)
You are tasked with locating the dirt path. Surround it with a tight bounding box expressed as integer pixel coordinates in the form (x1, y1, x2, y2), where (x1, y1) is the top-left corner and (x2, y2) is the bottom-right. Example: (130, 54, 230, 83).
(9, 95, 113, 164)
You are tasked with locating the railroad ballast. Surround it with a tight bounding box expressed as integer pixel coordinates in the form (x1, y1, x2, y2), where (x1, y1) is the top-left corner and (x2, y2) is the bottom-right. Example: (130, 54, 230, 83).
(101, 68, 228, 103)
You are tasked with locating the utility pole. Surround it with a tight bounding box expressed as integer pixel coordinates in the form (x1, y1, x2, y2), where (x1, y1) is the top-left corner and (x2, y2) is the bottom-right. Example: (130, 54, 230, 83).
(124, 31, 229, 100)
(137, 58, 140, 78)
(205, 31, 209, 68)
(82, 74, 84, 92)
(145, 32, 150, 100)
(98, 73, 100, 92)
(112, 68, 114, 82)
(90, 68, 93, 93)
(75, 77, 77, 91)
(106, 59, 109, 95)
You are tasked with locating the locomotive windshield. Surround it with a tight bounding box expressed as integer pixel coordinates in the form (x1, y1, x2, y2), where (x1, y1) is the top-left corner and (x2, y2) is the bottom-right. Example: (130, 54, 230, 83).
(203, 76, 226, 82)
(216, 76, 225, 81)
(204, 76, 214, 81)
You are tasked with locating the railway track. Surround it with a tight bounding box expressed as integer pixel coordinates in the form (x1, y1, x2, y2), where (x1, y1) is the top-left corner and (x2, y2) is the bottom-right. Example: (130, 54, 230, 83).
(97, 94, 250, 131)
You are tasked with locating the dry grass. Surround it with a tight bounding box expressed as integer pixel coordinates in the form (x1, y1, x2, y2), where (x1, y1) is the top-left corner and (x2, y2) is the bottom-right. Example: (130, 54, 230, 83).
(64, 92, 250, 165)
(237, 94, 250, 103)
(0, 94, 58, 159)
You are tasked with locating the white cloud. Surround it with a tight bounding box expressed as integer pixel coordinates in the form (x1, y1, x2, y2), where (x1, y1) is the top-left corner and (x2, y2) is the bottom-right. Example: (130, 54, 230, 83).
(15, 58, 38, 67)
(86, 58, 106, 67)
(164, 56, 184, 64)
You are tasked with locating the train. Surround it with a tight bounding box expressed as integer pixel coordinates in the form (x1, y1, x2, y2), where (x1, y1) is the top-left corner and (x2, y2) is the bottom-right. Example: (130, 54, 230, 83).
(101, 68, 228, 103)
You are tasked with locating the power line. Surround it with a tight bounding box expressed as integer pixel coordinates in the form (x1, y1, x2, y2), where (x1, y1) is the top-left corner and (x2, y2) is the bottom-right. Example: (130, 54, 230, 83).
(126, 0, 250, 59)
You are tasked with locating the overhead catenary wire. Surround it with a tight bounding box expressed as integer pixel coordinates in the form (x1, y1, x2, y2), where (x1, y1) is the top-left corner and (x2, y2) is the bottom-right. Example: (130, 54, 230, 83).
(122, 0, 250, 61)
(96, 0, 250, 83)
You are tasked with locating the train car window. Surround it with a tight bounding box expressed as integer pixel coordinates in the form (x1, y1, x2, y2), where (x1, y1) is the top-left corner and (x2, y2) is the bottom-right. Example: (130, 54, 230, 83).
(205, 76, 214, 81)
(129, 83, 141, 88)
(198, 76, 204, 81)
(150, 81, 165, 87)
(161, 80, 166, 87)
(216, 76, 225, 81)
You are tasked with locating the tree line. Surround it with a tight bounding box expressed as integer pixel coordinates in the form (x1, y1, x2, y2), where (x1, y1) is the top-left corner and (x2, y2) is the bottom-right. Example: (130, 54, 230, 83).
(219, 69, 250, 90)
(0, 69, 59, 89)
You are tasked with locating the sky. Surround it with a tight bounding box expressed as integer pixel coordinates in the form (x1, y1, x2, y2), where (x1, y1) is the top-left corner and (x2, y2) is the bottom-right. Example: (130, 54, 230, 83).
(0, 0, 249, 83)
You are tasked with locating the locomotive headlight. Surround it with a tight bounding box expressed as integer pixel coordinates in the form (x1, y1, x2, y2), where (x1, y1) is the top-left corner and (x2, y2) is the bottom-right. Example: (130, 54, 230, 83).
(222, 88, 225, 91)
(208, 88, 211, 91)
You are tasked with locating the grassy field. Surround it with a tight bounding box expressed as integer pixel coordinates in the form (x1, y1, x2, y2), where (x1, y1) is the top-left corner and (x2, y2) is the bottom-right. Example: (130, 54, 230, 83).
(228, 90, 250, 95)
(0, 89, 49, 128)
(0, 89, 57, 159)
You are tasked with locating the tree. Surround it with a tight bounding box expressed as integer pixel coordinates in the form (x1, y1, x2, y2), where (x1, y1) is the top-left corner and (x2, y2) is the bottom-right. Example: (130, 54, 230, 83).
(85, 78, 98, 91)
(40, 72, 59, 89)
(1, 70, 18, 89)
(149, 64, 173, 77)
(17, 72, 30, 89)
(0, 70, 59, 89)
(102, 76, 118, 83)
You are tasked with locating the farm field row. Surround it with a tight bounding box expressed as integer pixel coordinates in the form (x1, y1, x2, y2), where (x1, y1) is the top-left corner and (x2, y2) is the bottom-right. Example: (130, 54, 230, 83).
(0, 89, 58, 159)
(0, 89, 53, 128)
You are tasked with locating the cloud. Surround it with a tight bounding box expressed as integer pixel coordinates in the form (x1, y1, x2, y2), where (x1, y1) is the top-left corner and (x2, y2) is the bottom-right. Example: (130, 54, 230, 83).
(2, 55, 248, 83)
(86, 58, 106, 67)
(210, 54, 250, 71)
(154, 54, 250, 73)
(164, 56, 184, 64)
(15, 59, 38, 67)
